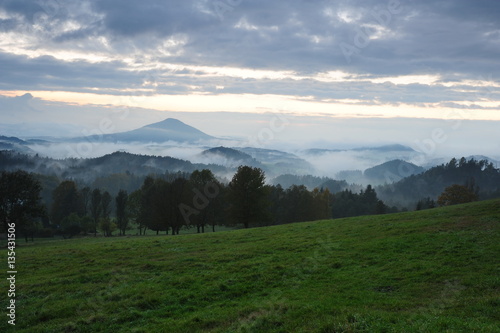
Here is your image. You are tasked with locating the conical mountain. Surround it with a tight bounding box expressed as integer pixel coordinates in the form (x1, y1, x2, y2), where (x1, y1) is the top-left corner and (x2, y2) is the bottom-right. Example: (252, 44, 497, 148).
(81, 118, 215, 143)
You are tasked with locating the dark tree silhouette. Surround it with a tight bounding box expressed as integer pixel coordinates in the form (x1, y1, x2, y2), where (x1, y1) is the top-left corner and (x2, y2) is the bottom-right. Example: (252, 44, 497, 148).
(51, 180, 82, 226)
(89, 189, 102, 236)
(0, 170, 44, 241)
(100, 191, 113, 237)
(116, 189, 128, 236)
(228, 166, 269, 228)
(80, 186, 91, 216)
(188, 169, 220, 233)
(101, 191, 112, 219)
(127, 189, 143, 235)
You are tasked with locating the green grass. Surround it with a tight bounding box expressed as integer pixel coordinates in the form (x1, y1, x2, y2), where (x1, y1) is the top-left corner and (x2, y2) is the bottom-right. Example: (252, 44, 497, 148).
(3, 200, 499, 332)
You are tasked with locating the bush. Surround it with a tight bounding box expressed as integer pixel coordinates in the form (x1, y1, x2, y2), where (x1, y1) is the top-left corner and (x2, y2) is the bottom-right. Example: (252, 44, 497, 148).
(437, 184, 478, 206)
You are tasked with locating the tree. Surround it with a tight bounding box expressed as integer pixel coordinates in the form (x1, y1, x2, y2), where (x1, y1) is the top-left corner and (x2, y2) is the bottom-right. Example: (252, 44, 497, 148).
(375, 200, 387, 215)
(416, 197, 436, 211)
(99, 217, 117, 237)
(51, 180, 82, 226)
(437, 184, 479, 206)
(0, 170, 45, 241)
(60, 213, 82, 238)
(188, 169, 221, 233)
(100, 191, 113, 237)
(267, 184, 286, 225)
(80, 186, 91, 216)
(169, 177, 190, 235)
(228, 166, 269, 228)
(282, 185, 314, 224)
(101, 191, 112, 219)
(311, 188, 332, 220)
(144, 178, 169, 235)
(138, 177, 159, 234)
(331, 185, 388, 218)
(128, 189, 144, 235)
(115, 189, 129, 236)
(89, 189, 102, 236)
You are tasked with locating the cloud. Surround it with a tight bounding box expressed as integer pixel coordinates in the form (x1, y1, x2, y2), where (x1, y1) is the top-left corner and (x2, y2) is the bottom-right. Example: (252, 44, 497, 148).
(0, 0, 499, 126)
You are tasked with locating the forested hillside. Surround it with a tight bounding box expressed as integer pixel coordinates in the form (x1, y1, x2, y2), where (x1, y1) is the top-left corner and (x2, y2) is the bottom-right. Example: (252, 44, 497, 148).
(378, 158, 500, 207)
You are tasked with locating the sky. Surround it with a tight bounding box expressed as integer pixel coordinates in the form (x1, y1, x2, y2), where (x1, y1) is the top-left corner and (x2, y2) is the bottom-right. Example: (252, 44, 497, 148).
(0, 0, 499, 158)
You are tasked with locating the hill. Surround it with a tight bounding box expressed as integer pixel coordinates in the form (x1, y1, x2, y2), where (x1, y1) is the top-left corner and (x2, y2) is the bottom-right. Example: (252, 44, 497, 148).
(0, 135, 34, 153)
(202, 146, 255, 162)
(74, 118, 216, 143)
(0, 150, 227, 181)
(271, 174, 347, 192)
(8, 200, 500, 332)
(364, 159, 425, 183)
(378, 157, 500, 207)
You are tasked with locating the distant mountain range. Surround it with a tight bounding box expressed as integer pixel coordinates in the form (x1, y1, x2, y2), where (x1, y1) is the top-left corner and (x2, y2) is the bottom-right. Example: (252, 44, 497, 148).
(0, 135, 35, 153)
(3, 118, 499, 183)
(303, 144, 416, 155)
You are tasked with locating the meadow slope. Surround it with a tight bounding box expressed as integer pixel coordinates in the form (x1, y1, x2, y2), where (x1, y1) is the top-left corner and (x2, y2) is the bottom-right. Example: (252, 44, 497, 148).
(3, 200, 499, 332)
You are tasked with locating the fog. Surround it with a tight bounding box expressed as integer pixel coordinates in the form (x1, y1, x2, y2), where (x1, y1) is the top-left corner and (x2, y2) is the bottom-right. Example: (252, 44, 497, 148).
(26, 139, 496, 186)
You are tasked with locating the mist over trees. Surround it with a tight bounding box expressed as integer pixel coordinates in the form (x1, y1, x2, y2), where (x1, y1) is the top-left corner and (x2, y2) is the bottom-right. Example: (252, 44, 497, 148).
(377, 158, 500, 207)
(1, 153, 499, 239)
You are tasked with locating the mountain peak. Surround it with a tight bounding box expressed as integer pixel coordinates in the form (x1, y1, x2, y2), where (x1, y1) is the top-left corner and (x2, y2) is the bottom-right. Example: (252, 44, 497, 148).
(76, 118, 216, 144)
(144, 118, 186, 130)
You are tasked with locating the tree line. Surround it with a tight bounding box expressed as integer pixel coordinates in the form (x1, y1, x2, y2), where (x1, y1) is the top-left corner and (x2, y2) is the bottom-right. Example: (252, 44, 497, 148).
(2, 157, 495, 239)
(378, 157, 500, 207)
(0, 166, 390, 239)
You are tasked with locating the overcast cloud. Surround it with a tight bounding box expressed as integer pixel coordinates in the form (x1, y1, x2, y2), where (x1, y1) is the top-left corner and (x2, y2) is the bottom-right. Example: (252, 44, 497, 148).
(1, 0, 499, 98)
(0, 0, 499, 158)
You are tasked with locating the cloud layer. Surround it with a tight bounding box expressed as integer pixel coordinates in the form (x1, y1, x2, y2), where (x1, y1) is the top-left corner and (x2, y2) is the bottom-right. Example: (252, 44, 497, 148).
(0, 0, 498, 109)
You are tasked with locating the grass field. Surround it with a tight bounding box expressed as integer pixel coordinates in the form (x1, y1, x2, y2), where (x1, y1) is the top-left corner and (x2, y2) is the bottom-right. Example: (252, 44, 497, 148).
(2, 200, 499, 332)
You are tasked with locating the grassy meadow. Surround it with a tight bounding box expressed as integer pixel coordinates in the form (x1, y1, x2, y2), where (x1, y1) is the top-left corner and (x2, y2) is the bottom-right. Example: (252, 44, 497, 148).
(3, 200, 499, 332)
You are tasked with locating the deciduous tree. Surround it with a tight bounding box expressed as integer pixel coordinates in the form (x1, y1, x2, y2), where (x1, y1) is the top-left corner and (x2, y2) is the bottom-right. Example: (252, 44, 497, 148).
(89, 189, 102, 236)
(0, 170, 44, 241)
(228, 166, 269, 228)
(116, 189, 129, 236)
(437, 184, 478, 206)
(51, 180, 82, 226)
